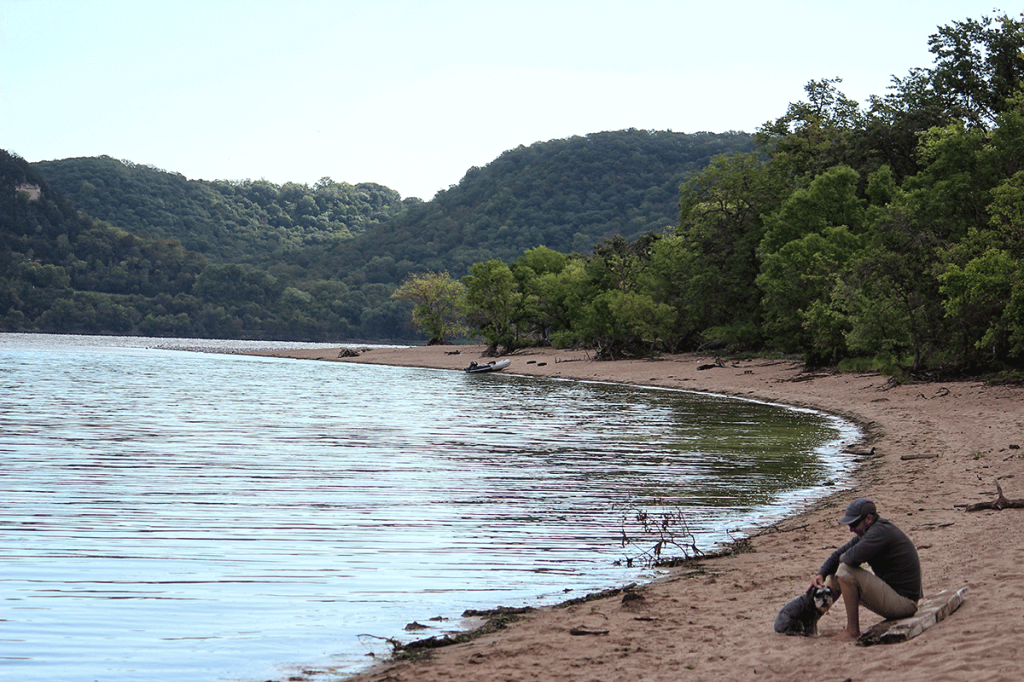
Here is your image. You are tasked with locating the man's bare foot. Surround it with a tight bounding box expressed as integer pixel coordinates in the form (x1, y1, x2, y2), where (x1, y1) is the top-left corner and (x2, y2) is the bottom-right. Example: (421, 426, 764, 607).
(832, 629, 860, 642)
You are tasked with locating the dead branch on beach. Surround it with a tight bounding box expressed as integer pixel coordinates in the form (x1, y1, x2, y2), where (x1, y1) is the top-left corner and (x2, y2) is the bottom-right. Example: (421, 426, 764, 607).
(617, 504, 703, 568)
(957, 480, 1024, 512)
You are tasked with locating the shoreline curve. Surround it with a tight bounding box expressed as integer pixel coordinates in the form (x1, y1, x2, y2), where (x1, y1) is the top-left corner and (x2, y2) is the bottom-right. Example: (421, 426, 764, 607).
(250, 344, 1024, 682)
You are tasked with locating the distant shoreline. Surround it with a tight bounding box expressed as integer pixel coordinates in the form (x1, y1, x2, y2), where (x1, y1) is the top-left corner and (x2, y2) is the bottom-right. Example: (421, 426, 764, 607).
(252, 344, 1024, 682)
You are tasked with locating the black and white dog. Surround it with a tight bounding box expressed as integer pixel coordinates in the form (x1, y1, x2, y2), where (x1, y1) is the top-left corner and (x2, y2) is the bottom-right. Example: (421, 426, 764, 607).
(773, 585, 836, 636)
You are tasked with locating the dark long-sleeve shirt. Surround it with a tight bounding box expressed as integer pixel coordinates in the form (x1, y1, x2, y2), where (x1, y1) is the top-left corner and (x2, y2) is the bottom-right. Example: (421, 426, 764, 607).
(818, 517, 922, 601)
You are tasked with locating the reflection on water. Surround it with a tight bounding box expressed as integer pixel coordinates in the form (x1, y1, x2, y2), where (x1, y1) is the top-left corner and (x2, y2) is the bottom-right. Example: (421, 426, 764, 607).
(0, 334, 857, 682)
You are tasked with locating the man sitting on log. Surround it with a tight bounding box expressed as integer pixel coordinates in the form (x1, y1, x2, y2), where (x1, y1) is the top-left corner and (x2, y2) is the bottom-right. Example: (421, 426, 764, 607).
(811, 498, 922, 641)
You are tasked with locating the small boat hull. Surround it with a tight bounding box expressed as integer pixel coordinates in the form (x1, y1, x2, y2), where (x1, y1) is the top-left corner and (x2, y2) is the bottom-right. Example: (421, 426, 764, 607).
(465, 359, 511, 373)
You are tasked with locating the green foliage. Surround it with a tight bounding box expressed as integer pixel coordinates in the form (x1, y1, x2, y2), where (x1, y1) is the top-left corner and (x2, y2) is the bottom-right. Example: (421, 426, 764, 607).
(1, 149, 414, 341)
(391, 271, 466, 344)
(759, 165, 865, 254)
(576, 290, 677, 360)
(754, 166, 867, 356)
(460, 260, 529, 355)
(939, 165, 1024, 362)
(32, 156, 405, 264)
(311, 129, 755, 284)
(757, 226, 864, 353)
(674, 152, 786, 339)
(23, 130, 751, 344)
(940, 248, 1021, 359)
(755, 78, 865, 181)
(529, 257, 593, 348)
(926, 13, 1024, 128)
(452, 10, 1024, 374)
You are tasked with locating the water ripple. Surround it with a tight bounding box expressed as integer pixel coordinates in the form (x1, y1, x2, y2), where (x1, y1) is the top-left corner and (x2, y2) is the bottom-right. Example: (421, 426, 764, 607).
(1, 333, 857, 682)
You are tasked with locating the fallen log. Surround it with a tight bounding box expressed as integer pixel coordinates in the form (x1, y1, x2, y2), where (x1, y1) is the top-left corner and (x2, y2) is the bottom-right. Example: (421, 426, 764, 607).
(858, 586, 968, 646)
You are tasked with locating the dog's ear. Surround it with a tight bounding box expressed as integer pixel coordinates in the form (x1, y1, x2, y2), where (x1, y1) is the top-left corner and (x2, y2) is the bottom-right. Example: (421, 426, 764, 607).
(804, 584, 817, 596)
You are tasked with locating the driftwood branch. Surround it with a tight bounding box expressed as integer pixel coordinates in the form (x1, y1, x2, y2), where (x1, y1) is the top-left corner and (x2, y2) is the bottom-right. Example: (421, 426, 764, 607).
(961, 480, 1024, 512)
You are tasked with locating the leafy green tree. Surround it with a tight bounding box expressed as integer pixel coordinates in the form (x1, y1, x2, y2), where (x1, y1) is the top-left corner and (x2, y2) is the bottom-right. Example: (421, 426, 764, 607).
(675, 152, 789, 343)
(460, 259, 529, 355)
(587, 234, 660, 292)
(858, 69, 953, 183)
(755, 78, 865, 181)
(901, 122, 993, 239)
(925, 13, 1024, 129)
(513, 245, 567, 278)
(892, 90, 1024, 368)
(17, 261, 71, 289)
(192, 264, 281, 306)
(391, 271, 466, 344)
(533, 258, 593, 348)
(757, 226, 864, 354)
(510, 246, 568, 342)
(576, 290, 677, 359)
(755, 166, 867, 353)
(939, 165, 1024, 363)
(940, 247, 1021, 363)
(759, 165, 865, 254)
(840, 242, 946, 371)
(639, 235, 708, 348)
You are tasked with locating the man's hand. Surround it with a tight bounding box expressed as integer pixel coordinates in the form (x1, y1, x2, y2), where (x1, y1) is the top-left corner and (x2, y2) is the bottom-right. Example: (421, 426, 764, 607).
(810, 573, 826, 590)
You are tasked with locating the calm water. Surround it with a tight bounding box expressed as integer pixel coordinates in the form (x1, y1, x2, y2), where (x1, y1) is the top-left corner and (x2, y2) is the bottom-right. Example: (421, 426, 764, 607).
(0, 333, 858, 682)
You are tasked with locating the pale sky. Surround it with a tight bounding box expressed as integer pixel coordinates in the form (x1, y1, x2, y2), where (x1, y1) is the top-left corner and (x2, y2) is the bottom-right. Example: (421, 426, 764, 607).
(0, 1, 1005, 200)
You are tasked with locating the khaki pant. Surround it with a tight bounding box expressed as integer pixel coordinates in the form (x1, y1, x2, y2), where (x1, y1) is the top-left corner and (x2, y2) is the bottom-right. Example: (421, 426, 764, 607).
(837, 563, 918, 619)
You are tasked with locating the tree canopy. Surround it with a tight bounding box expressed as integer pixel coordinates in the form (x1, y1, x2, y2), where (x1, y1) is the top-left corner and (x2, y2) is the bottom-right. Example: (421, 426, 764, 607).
(33, 156, 406, 263)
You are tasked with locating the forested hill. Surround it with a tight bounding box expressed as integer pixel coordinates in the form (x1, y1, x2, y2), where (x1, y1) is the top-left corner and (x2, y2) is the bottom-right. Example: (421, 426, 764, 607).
(31, 129, 754, 284)
(6, 129, 751, 342)
(32, 155, 408, 263)
(304, 130, 754, 281)
(1, 150, 209, 335)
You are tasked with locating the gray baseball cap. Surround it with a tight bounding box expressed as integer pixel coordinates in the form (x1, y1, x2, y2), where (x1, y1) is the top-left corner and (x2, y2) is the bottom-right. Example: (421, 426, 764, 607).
(839, 497, 877, 525)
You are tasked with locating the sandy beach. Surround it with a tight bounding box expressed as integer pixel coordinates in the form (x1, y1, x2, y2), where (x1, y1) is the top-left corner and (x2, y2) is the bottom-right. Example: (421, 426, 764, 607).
(255, 344, 1024, 681)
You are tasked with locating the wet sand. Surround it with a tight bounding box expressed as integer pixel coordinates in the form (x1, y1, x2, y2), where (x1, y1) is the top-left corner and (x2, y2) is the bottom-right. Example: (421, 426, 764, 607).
(254, 344, 1024, 681)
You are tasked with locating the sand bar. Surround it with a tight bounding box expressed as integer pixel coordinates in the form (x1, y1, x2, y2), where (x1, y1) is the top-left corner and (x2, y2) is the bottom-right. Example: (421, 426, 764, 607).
(252, 345, 1024, 681)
